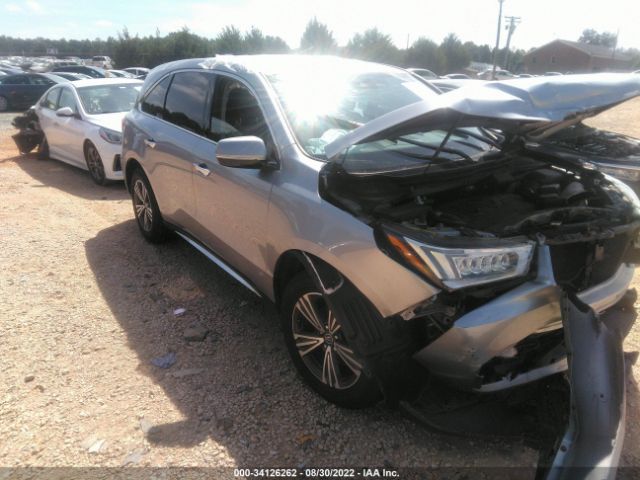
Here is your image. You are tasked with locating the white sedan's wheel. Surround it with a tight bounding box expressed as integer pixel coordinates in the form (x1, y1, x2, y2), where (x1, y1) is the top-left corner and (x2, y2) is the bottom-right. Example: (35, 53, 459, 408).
(84, 142, 107, 185)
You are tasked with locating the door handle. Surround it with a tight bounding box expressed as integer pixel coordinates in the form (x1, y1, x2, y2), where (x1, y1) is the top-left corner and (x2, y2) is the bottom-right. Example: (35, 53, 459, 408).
(193, 163, 211, 177)
(144, 138, 156, 149)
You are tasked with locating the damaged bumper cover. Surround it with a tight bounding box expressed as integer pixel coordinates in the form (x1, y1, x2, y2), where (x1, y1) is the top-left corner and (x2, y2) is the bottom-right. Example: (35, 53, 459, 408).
(546, 293, 635, 479)
(413, 245, 635, 391)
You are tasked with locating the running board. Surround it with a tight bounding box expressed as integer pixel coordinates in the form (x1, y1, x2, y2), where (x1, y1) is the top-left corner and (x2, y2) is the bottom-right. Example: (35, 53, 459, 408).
(175, 231, 262, 297)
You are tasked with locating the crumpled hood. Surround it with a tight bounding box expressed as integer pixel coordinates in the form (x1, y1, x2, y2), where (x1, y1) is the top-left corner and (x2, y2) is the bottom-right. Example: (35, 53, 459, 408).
(325, 73, 640, 160)
(85, 112, 126, 132)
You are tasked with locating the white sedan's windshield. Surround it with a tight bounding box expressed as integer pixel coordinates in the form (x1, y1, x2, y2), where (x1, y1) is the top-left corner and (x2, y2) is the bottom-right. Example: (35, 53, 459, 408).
(267, 62, 438, 159)
(77, 84, 141, 114)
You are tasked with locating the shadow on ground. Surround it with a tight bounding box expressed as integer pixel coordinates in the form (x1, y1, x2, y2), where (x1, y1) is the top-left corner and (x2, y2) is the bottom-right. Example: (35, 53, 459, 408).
(84, 220, 532, 468)
(9, 152, 128, 200)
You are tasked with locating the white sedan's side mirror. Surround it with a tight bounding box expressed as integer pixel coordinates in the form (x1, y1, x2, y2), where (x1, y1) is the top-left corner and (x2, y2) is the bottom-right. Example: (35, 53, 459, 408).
(55, 107, 76, 117)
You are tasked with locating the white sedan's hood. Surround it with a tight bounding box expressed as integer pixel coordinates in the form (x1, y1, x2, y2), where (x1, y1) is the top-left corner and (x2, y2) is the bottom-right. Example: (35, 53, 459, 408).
(325, 73, 640, 160)
(85, 112, 126, 132)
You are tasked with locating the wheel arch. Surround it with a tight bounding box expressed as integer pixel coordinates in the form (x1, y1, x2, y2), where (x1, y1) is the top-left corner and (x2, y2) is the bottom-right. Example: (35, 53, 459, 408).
(272, 250, 308, 310)
(124, 158, 143, 193)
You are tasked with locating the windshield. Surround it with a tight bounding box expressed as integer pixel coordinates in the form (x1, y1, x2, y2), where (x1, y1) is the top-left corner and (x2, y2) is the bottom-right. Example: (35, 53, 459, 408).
(267, 61, 440, 159)
(77, 84, 141, 114)
(340, 128, 500, 174)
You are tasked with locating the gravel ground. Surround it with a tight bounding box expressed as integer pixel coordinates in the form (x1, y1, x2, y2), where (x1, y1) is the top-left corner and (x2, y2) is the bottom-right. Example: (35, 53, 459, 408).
(0, 101, 639, 477)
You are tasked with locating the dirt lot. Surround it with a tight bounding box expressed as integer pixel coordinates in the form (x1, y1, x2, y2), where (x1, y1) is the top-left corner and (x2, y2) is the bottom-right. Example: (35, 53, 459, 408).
(1, 101, 640, 477)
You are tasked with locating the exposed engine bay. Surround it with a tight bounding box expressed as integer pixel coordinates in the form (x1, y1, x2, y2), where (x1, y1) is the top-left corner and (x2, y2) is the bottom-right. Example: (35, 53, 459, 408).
(321, 152, 639, 243)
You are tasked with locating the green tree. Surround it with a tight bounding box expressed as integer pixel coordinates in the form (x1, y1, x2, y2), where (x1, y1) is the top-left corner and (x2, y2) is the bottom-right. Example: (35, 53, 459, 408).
(300, 18, 337, 53)
(439, 33, 470, 73)
(578, 29, 617, 48)
(215, 25, 244, 54)
(345, 28, 400, 64)
(406, 37, 446, 73)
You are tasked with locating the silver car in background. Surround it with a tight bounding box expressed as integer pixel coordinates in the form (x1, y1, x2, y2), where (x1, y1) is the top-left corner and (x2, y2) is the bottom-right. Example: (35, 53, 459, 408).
(122, 55, 640, 476)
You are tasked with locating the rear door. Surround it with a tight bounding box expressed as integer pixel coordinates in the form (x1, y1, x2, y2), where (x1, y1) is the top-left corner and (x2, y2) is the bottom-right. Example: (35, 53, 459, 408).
(135, 72, 213, 234)
(1, 75, 30, 108)
(27, 75, 56, 106)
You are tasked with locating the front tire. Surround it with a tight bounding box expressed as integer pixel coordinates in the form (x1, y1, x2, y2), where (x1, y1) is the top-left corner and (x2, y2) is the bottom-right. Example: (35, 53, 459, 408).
(281, 273, 380, 408)
(130, 168, 168, 243)
(84, 141, 108, 185)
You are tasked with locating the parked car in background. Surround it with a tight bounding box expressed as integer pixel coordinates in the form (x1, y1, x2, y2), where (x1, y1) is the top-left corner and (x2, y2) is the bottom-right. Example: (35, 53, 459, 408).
(90, 55, 113, 69)
(122, 55, 640, 475)
(108, 69, 136, 78)
(544, 71, 564, 76)
(407, 67, 438, 79)
(51, 72, 93, 81)
(0, 66, 23, 75)
(123, 67, 150, 77)
(477, 68, 515, 80)
(0, 73, 67, 112)
(52, 65, 107, 79)
(517, 73, 534, 78)
(443, 73, 470, 79)
(36, 78, 142, 184)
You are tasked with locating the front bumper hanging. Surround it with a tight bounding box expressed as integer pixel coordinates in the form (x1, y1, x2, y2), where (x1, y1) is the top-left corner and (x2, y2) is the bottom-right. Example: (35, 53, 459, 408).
(546, 292, 635, 479)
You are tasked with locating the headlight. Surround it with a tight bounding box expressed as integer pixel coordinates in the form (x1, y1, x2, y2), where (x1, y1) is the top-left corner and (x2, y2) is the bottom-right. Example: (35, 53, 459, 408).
(378, 227, 535, 290)
(597, 164, 640, 183)
(99, 127, 122, 144)
(604, 173, 640, 211)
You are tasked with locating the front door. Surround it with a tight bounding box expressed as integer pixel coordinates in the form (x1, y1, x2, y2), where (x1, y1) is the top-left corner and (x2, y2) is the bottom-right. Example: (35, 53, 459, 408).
(192, 73, 275, 285)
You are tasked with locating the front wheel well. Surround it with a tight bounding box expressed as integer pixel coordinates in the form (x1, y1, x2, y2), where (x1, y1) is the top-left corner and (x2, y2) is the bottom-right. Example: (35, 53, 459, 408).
(124, 158, 142, 192)
(273, 250, 309, 310)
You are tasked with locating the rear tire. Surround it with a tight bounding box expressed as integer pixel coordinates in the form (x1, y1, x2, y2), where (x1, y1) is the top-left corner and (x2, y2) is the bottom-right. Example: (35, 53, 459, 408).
(281, 272, 380, 409)
(37, 135, 49, 160)
(130, 168, 168, 243)
(84, 141, 108, 185)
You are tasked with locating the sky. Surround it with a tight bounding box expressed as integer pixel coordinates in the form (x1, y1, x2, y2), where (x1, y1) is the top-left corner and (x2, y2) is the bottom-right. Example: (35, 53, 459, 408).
(1, 0, 639, 51)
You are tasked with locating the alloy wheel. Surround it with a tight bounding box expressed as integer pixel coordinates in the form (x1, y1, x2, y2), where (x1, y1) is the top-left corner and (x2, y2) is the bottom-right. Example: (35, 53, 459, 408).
(133, 179, 153, 232)
(291, 292, 363, 390)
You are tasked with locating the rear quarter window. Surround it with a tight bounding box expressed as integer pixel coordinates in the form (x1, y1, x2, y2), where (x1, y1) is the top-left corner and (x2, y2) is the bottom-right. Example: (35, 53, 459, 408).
(140, 76, 172, 118)
(163, 71, 212, 135)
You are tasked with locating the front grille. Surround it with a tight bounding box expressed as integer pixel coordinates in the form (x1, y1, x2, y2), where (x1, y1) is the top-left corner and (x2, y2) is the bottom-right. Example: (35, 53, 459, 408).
(549, 233, 632, 292)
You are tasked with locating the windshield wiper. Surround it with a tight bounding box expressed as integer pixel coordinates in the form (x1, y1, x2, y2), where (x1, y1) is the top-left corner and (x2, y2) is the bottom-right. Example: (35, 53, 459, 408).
(396, 136, 474, 162)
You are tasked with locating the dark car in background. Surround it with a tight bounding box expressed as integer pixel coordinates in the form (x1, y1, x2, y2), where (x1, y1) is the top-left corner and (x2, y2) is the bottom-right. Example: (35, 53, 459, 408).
(0, 73, 67, 111)
(50, 72, 92, 81)
(52, 65, 107, 79)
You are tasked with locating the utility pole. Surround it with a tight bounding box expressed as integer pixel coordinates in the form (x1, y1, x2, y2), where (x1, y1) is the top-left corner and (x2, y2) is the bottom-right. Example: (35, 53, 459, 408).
(491, 0, 505, 80)
(502, 16, 521, 71)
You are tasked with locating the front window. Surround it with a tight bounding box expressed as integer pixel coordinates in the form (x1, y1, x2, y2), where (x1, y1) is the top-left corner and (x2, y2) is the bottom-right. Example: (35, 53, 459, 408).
(77, 84, 141, 114)
(267, 60, 439, 159)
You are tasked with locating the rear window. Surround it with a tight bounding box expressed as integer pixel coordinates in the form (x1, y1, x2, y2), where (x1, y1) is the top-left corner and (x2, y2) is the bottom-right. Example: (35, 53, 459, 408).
(163, 71, 212, 135)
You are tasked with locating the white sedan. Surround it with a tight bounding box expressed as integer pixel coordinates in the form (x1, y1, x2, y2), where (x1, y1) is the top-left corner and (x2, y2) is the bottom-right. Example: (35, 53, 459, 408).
(36, 78, 142, 185)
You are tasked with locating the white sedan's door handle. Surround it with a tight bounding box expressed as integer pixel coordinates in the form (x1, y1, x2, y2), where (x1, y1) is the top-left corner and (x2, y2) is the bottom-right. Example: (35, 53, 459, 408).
(193, 163, 211, 177)
(144, 138, 156, 149)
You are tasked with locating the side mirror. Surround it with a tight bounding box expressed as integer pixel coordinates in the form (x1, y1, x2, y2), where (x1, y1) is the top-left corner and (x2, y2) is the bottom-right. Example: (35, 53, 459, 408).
(56, 106, 76, 117)
(216, 136, 266, 168)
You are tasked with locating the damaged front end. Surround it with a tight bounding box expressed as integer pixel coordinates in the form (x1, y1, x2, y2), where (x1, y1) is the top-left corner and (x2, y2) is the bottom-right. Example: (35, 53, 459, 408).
(11, 107, 43, 154)
(315, 75, 640, 476)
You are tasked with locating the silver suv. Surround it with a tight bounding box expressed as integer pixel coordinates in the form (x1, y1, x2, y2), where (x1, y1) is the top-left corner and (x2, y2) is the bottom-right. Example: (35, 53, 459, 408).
(123, 55, 640, 471)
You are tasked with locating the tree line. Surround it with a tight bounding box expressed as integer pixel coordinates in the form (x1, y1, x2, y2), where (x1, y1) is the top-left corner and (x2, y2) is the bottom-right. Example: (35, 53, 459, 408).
(1, 20, 638, 74)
